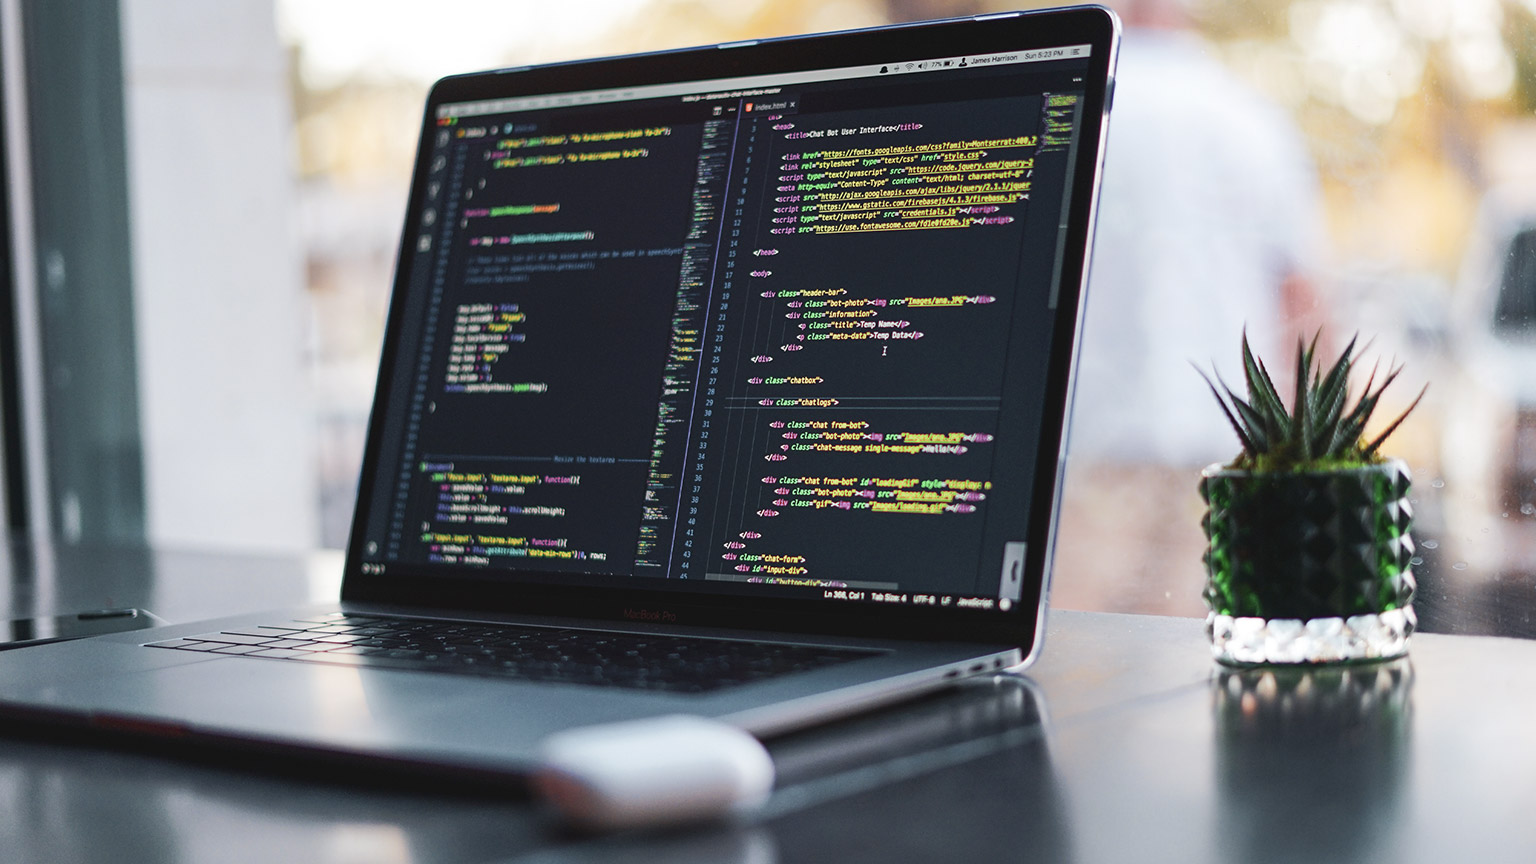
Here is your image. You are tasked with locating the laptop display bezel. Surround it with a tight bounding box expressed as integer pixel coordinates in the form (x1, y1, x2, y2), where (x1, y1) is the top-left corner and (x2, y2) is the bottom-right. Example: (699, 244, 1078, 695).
(342, 6, 1119, 649)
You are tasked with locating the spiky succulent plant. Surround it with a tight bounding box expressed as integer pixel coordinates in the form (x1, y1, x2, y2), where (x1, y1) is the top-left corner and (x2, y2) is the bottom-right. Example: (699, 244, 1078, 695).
(1201, 332, 1425, 473)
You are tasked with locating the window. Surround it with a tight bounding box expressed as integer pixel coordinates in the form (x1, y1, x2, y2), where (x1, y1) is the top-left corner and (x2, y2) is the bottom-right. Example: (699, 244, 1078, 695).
(7, 0, 1536, 639)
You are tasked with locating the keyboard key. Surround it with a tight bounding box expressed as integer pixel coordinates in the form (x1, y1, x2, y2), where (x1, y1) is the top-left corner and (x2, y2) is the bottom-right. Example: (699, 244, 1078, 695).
(246, 648, 309, 659)
(296, 652, 374, 667)
(185, 632, 281, 646)
(146, 639, 217, 651)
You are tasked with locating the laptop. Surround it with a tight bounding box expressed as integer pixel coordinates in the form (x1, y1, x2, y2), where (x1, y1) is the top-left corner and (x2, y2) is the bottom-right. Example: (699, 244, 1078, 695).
(0, 7, 1118, 778)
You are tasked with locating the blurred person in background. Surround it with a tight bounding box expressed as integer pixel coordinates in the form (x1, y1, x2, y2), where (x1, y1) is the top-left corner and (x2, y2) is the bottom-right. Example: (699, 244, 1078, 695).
(1050, 0, 1329, 615)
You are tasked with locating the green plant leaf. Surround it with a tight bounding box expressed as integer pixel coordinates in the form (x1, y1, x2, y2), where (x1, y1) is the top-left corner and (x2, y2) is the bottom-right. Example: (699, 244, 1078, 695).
(1199, 329, 1420, 470)
(1241, 332, 1289, 435)
(1228, 387, 1273, 454)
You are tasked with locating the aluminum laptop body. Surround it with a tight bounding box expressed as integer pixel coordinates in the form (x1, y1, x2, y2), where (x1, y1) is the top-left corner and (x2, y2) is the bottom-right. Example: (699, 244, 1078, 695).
(0, 7, 1118, 778)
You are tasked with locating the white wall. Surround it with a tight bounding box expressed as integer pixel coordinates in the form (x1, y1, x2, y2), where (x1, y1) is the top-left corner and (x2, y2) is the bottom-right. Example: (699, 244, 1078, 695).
(120, 0, 319, 552)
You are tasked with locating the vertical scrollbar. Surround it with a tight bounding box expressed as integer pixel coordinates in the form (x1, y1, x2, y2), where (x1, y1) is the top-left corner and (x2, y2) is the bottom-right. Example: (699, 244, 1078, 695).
(1000, 541, 1027, 603)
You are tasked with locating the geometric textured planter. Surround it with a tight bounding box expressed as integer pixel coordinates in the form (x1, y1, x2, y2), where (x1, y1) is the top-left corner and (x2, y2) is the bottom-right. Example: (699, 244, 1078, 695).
(1199, 459, 1416, 665)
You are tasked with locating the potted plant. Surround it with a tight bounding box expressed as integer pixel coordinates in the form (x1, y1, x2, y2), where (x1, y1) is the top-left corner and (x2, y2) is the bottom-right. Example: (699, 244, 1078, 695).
(1199, 333, 1424, 665)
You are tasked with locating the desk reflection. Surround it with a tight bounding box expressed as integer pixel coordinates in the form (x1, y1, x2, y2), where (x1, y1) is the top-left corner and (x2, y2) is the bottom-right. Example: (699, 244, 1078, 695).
(0, 675, 1061, 864)
(763, 675, 1069, 864)
(500, 676, 1066, 864)
(508, 826, 779, 864)
(0, 732, 546, 864)
(1214, 661, 1413, 862)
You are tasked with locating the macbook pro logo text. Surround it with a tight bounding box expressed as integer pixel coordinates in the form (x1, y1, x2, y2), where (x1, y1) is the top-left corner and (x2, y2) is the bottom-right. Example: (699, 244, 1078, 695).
(623, 607, 679, 623)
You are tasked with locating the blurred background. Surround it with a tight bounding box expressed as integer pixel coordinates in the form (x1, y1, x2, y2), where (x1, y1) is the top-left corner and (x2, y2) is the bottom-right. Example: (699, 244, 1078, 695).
(7, 0, 1536, 634)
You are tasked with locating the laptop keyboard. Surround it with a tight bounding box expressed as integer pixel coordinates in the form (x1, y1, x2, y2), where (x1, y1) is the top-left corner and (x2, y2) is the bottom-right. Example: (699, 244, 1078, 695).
(145, 613, 877, 694)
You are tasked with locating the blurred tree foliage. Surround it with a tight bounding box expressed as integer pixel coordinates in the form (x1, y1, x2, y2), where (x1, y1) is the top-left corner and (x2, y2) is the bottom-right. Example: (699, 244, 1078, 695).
(284, 0, 1536, 278)
(1509, 2, 1536, 114)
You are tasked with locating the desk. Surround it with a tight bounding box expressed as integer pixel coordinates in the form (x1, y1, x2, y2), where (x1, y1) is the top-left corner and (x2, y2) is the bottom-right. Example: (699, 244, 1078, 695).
(1, 545, 1534, 863)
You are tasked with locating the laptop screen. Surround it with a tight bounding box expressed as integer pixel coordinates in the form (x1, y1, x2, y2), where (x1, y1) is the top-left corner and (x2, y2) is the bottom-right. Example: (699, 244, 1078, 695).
(350, 10, 1116, 642)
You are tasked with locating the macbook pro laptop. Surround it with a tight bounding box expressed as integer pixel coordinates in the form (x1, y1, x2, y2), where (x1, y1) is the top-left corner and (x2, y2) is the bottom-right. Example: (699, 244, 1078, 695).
(0, 7, 1118, 778)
